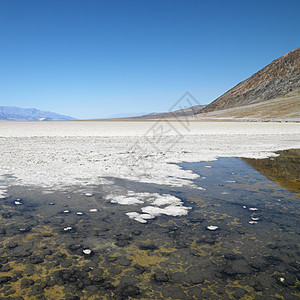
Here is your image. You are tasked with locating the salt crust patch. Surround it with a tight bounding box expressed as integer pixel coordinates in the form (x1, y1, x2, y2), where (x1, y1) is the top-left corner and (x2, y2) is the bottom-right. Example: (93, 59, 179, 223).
(107, 191, 191, 223)
(0, 121, 298, 191)
(0, 189, 7, 199)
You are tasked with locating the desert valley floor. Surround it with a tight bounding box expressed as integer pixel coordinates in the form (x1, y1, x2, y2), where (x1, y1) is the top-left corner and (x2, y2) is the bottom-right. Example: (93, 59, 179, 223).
(0, 120, 299, 299)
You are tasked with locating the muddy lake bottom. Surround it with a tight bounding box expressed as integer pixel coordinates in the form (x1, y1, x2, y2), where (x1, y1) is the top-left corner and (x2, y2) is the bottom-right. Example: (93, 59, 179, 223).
(0, 155, 299, 299)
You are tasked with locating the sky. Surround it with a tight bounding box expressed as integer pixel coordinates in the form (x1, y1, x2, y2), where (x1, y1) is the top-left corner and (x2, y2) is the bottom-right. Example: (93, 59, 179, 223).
(0, 0, 299, 119)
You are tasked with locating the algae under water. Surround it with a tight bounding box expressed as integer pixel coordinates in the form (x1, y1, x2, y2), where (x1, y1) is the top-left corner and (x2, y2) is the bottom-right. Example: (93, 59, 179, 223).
(0, 149, 299, 299)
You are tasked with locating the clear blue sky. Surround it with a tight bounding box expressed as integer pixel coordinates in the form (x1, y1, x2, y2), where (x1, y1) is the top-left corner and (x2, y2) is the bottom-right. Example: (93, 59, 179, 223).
(0, 0, 299, 119)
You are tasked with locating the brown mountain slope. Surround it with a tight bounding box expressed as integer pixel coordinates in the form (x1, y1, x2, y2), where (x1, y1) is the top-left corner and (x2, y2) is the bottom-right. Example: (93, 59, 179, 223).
(200, 47, 300, 113)
(195, 91, 300, 121)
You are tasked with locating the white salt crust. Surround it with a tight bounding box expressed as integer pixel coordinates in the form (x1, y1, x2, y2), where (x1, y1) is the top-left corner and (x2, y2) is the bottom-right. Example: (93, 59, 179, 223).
(0, 121, 298, 191)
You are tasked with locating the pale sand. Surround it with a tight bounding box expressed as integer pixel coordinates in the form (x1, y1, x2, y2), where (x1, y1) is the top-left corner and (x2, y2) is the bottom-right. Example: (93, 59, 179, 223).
(0, 121, 299, 191)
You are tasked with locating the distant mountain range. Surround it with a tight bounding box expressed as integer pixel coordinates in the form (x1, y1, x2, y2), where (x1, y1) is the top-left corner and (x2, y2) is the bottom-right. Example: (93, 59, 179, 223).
(0, 106, 76, 121)
(131, 104, 206, 120)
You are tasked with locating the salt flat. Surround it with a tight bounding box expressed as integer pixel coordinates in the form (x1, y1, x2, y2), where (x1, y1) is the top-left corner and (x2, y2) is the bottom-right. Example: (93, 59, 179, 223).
(0, 121, 299, 193)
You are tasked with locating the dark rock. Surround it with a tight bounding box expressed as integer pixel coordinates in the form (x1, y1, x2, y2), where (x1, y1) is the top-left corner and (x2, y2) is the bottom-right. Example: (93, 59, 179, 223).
(65, 295, 80, 300)
(0, 264, 12, 272)
(20, 278, 35, 288)
(7, 241, 18, 249)
(185, 266, 205, 285)
(154, 271, 169, 283)
(116, 234, 132, 241)
(133, 265, 146, 275)
(139, 244, 158, 250)
(116, 284, 141, 298)
(264, 255, 282, 266)
(44, 249, 53, 256)
(0, 258, 8, 264)
(117, 257, 132, 267)
(221, 260, 252, 277)
(254, 274, 276, 291)
(69, 244, 82, 251)
(0, 276, 12, 284)
(90, 268, 103, 277)
(28, 285, 44, 296)
(29, 255, 44, 264)
(131, 230, 141, 235)
(2, 212, 13, 219)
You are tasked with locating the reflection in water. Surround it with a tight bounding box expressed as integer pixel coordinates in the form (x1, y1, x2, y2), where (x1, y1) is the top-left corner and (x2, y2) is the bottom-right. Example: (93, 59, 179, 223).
(243, 148, 300, 197)
(0, 150, 299, 299)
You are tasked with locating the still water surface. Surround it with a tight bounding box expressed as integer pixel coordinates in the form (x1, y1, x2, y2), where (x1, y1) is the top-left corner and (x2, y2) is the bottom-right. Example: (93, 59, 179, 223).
(0, 149, 299, 299)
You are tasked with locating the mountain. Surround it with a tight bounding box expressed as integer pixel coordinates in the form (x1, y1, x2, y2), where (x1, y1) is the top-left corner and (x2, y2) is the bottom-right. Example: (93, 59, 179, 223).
(199, 47, 300, 113)
(195, 92, 299, 121)
(128, 105, 206, 120)
(108, 112, 150, 118)
(0, 106, 76, 121)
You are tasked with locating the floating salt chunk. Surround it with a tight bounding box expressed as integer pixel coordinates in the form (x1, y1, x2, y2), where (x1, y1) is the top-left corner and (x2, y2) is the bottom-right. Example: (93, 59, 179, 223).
(89, 208, 98, 212)
(126, 212, 150, 224)
(251, 217, 260, 221)
(140, 213, 155, 220)
(85, 193, 93, 197)
(279, 277, 285, 283)
(242, 206, 247, 209)
(76, 212, 83, 216)
(249, 208, 258, 211)
(207, 225, 219, 231)
(205, 166, 211, 168)
(63, 210, 70, 213)
(83, 249, 92, 255)
(248, 221, 257, 224)
(64, 226, 73, 231)
(14, 200, 22, 205)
